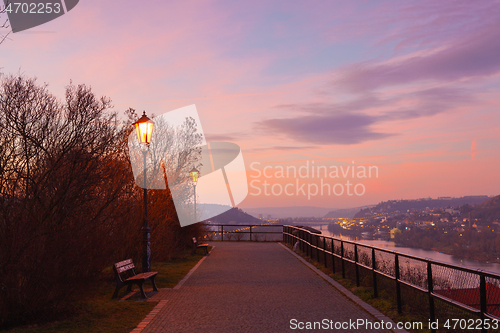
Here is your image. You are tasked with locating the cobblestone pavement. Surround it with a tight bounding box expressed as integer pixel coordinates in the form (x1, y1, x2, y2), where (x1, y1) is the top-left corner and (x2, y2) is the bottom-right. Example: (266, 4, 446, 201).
(141, 242, 394, 333)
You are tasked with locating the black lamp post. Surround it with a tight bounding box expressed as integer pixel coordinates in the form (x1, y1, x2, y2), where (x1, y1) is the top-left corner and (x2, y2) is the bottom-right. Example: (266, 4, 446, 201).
(189, 167, 199, 223)
(133, 111, 154, 273)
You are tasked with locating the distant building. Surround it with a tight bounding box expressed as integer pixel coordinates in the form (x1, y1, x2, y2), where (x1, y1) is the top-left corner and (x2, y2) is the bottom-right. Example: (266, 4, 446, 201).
(390, 228, 401, 239)
(258, 214, 263, 219)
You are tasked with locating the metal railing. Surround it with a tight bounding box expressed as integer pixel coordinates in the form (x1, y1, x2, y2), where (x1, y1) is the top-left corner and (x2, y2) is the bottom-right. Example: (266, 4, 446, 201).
(202, 224, 284, 241)
(284, 225, 500, 333)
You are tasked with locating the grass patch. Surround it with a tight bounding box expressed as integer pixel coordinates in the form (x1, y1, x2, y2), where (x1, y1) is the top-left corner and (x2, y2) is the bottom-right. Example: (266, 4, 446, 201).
(2, 248, 211, 333)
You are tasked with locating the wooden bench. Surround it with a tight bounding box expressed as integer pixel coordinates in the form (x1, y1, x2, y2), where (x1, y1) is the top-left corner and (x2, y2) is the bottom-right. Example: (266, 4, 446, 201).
(192, 237, 209, 255)
(112, 259, 158, 299)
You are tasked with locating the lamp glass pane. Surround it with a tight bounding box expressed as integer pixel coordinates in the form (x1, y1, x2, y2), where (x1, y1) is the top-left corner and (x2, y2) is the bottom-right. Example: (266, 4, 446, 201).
(190, 170, 199, 182)
(146, 122, 153, 143)
(134, 120, 154, 144)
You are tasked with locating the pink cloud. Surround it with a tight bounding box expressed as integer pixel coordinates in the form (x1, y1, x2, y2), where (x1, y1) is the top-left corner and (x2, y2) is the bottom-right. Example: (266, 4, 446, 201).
(336, 19, 500, 92)
(471, 140, 477, 160)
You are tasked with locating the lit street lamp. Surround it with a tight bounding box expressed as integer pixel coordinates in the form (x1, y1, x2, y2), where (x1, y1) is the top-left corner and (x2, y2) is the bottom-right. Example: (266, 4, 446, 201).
(190, 167, 199, 223)
(133, 111, 154, 273)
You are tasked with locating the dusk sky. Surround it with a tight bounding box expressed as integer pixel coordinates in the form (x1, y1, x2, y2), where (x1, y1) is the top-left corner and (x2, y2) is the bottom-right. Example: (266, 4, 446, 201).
(2, 0, 500, 210)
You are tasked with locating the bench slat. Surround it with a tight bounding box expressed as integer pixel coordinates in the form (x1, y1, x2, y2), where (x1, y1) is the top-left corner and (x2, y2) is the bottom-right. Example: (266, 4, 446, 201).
(116, 263, 135, 274)
(125, 272, 157, 282)
(115, 259, 133, 268)
(115, 259, 133, 267)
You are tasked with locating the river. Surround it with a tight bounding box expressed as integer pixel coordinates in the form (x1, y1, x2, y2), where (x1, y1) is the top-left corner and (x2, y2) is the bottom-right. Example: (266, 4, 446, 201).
(306, 223, 500, 276)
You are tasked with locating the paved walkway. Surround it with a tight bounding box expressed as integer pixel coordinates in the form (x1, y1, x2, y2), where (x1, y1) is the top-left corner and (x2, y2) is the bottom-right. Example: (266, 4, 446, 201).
(137, 242, 403, 333)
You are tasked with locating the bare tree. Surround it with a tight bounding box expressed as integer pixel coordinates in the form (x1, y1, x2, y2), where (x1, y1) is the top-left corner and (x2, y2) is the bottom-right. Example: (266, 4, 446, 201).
(0, 75, 141, 327)
(0, 76, 204, 328)
(0, 4, 10, 45)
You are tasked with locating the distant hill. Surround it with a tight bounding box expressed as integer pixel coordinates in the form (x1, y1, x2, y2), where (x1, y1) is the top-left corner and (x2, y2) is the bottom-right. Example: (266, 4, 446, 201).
(470, 195, 500, 221)
(324, 206, 368, 219)
(354, 196, 490, 218)
(203, 207, 262, 224)
(197, 203, 233, 220)
(243, 206, 333, 218)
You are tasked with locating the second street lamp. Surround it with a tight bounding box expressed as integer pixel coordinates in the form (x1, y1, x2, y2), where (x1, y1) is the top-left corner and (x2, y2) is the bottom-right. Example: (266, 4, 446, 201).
(189, 167, 199, 223)
(133, 111, 154, 273)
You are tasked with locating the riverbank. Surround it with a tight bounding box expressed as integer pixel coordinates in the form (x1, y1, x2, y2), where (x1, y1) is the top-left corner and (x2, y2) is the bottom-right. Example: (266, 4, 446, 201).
(332, 229, 500, 264)
(428, 246, 500, 264)
(310, 226, 500, 275)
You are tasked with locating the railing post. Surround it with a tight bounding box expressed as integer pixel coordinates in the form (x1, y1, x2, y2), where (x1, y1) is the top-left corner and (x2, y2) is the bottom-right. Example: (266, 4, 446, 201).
(303, 231, 306, 255)
(395, 253, 402, 314)
(304, 231, 307, 256)
(372, 248, 377, 298)
(311, 234, 314, 258)
(308, 233, 312, 258)
(315, 235, 318, 261)
(319, 235, 322, 264)
(311, 234, 314, 260)
(331, 238, 335, 274)
(341, 240, 345, 279)
(427, 261, 435, 333)
(480, 273, 487, 333)
(317, 235, 320, 262)
(316, 235, 319, 261)
(306, 232, 309, 257)
(300, 230, 303, 252)
(312, 234, 315, 260)
(249, 225, 252, 241)
(323, 236, 327, 268)
(221, 225, 224, 241)
(355, 243, 360, 287)
(309, 233, 312, 258)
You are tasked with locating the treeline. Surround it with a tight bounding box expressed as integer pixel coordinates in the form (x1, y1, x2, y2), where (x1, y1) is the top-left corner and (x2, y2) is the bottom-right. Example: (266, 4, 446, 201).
(0, 75, 203, 328)
(395, 228, 500, 261)
(354, 196, 489, 218)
